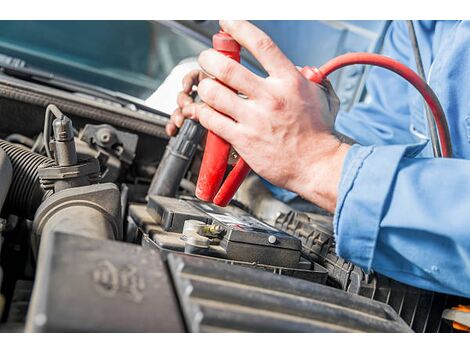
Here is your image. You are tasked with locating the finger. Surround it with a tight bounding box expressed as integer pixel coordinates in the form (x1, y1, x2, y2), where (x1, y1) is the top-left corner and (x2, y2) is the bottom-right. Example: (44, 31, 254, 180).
(182, 69, 206, 93)
(198, 78, 247, 121)
(183, 103, 238, 144)
(219, 20, 297, 76)
(166, 122, 178, 136)
(198, 49, 263, 96)
(177, 91, 193, 108)
(171, 108, 186, 128)
(321, 79, 340, 117)
(166, 104, 201, 136)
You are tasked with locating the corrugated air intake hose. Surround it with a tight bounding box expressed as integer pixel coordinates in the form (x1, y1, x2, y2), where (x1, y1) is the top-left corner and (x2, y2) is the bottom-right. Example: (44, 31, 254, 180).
(0, 140, 54, 219)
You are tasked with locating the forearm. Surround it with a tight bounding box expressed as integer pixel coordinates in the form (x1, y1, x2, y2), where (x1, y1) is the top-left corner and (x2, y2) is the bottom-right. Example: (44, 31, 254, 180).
(291, 136, 350, 213)
(335, 142, 470, 297)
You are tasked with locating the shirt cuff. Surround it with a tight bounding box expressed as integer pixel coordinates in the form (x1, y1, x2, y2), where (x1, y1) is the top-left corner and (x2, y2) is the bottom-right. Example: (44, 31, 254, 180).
(333, 142, 426, 271)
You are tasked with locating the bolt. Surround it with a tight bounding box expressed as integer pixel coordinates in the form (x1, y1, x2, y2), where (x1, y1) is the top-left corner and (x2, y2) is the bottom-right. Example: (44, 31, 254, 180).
(268, 235, 277, 244)
(100, 133, 111, 143)
(96, 128, 114, 145)
(208, 224, 224, 235)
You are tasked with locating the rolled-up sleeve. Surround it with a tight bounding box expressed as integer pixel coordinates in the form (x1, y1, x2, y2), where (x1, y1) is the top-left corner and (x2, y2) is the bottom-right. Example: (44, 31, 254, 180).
(334, 143, 470, 298)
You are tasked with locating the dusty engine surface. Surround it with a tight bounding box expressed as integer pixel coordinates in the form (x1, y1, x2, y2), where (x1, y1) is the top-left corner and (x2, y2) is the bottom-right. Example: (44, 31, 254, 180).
(0, 73, 465, 333)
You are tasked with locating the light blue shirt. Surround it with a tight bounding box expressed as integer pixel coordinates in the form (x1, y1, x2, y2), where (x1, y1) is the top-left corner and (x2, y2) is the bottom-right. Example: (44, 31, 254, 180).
(334, 20, 470, 298)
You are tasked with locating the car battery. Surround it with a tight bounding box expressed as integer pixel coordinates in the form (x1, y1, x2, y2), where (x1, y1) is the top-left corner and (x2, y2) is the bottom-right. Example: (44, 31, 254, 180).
(189, 200, 301, 268)
(147, 195, 211, 233)
(127, 196, 327, 283)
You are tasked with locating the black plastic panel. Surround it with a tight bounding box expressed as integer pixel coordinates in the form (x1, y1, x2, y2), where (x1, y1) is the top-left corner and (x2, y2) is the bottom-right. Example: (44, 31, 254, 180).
(168, 253, 412, 333)
(25, 232, 185, 332)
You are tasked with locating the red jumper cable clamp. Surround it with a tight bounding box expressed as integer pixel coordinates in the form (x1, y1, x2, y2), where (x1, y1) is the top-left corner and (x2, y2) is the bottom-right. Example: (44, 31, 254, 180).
(195, 31, 251, 206)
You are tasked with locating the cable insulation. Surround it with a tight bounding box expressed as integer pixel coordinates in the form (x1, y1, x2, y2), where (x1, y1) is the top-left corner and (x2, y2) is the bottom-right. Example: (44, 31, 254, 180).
(317, 52, 452, 157)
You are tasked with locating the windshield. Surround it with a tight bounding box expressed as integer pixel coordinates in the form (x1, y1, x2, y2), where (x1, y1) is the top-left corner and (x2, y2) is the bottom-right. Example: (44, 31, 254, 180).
(0, 21, 208, 100)
(0, 20, 386, 113)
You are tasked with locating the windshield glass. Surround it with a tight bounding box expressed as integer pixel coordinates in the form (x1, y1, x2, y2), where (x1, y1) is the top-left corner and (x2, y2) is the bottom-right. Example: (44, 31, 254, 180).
(0, 21, 208, 100)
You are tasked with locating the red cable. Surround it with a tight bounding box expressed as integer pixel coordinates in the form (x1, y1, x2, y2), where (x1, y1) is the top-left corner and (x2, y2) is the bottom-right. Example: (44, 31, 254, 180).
(316, 52, 452, 157)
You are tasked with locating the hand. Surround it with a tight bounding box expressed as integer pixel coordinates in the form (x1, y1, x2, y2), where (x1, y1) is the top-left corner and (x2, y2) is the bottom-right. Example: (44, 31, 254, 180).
(184, 21, 350, 212)
(165, 69, 207, 136)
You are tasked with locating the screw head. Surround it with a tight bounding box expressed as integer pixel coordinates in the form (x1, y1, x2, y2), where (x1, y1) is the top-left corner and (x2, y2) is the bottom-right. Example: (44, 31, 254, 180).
(100, 133, 111, 143)
(97, 128, 113, 144)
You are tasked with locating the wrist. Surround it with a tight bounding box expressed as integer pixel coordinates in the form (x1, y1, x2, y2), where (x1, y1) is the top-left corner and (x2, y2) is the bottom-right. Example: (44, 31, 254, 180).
(293, 136, 350, 212)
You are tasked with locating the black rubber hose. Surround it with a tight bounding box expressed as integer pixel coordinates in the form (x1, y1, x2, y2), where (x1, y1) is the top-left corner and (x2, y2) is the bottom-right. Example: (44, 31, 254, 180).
(0, 140, 55, 219)
(5, 134, 35, 148)
(148, 119, 205, 197)
(0, 146, 12, 214)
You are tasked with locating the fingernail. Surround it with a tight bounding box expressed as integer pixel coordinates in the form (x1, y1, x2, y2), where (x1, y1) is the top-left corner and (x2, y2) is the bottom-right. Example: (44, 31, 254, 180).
(165, 125, 173, 136)
(219, 20, 234, 29)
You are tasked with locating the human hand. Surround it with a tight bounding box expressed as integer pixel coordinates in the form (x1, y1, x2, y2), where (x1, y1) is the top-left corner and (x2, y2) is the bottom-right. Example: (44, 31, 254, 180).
(184, 21, 349, 211)
(165, 69, 207, 136)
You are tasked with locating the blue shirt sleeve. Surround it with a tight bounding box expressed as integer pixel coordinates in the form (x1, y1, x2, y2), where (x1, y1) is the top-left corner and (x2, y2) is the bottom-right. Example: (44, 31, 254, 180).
(333, 21, 470, 297)
(335, 143, 470, 298)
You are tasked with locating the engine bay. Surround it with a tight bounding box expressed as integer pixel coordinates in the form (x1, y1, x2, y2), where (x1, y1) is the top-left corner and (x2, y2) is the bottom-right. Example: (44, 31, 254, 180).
(0, 67, 467, 333)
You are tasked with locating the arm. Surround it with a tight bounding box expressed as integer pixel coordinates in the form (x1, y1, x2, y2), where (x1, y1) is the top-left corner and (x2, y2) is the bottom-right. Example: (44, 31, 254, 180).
(335, 143, 470, 297)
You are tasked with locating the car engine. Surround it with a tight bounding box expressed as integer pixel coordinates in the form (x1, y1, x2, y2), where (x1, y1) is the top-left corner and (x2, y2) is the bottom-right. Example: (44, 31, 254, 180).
(0, 68, 467, 333)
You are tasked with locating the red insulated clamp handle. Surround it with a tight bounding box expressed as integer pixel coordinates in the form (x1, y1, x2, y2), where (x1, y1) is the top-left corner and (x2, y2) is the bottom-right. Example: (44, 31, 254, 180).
(195, 31, 242, 203)
(213, 158, 251, 206)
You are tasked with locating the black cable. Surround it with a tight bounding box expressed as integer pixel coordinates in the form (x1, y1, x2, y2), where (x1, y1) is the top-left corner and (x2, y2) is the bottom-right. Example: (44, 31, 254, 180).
(406, 20, 442, 157)
(5, 134, 34, 148)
